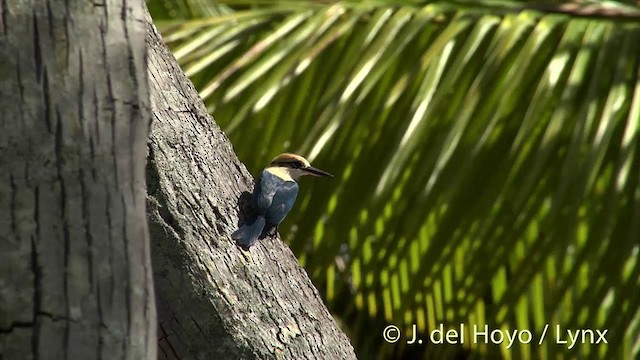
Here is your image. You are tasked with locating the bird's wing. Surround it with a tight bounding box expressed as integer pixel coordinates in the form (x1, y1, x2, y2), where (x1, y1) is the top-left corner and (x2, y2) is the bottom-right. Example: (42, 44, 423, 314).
(266, 180, 299, 226)
(253, 170, 280, 211)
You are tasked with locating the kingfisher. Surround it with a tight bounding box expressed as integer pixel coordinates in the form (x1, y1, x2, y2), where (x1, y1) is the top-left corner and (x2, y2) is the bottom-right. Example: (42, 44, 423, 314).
(232, 153, 332, 248)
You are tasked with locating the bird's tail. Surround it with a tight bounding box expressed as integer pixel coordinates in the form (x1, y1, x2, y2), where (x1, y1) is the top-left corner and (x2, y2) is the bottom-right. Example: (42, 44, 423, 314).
(231, 216, 266, 248)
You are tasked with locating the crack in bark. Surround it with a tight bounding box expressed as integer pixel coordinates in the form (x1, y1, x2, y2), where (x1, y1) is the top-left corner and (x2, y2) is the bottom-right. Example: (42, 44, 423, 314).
(0, 312, 76, 335)
(10, 175, 17, 233)
(62, 0, 70, 68)
(45, 0, 53, 43)
(43, 69, 52, 133)
(30, 236, 41, 359)
(100, 28, 113, 101)
(80, 167, 94, 290)
(189, 315, 205, 339)
(105, 187, 116, 318)
(0, 0, 7, 34)
(89, 136, 97, 180)
(78, 49, 85, 134)
(121, 0, 137, 94)
(121, 193, 131, 360)
(92, 86, 100, 147)
(32, 9, 42, 82)
(55, 108, 71, 360)
(158, 321, 180, 360)
(96, 281, 104, 360)
(0, 321, 35, 335)
(120, 0, 141, 214)
(16, 55, 25, 102)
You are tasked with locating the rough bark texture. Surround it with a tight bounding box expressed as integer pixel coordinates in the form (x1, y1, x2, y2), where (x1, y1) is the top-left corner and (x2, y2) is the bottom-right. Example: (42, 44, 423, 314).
(0, 1, 156, 359)
(145, 9, 357, 360)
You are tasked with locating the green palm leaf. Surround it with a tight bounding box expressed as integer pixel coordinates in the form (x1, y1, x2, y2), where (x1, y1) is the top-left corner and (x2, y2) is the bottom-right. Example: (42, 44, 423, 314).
(150, 1, 640, 358)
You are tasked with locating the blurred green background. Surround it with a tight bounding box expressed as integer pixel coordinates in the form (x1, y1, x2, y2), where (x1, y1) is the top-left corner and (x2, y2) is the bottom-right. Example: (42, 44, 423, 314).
(147, 1, 640, 359)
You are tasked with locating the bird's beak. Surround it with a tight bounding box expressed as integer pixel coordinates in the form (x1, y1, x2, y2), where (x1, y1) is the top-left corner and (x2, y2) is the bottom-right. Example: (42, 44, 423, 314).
(304, 166, 333, 177)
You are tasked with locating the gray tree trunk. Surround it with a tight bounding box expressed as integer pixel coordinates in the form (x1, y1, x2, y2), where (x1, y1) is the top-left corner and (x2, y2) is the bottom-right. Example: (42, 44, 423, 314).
(0, 1, 156, 359)
(145, 9, 357, 360)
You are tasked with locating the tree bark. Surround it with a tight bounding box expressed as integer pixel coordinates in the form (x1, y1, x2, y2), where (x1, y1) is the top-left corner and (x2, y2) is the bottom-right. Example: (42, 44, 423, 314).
(0, 1, 155, 359)
(145, 9, 357, 360)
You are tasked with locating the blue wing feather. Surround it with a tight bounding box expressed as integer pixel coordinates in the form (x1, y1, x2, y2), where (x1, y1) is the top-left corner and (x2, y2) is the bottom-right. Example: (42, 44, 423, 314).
(253, 170, 299, 228)
(253, 170, 277, 211)
(266, 181, 299, 227)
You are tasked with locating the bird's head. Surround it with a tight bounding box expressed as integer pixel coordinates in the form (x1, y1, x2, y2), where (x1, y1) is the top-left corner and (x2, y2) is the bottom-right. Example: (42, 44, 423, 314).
(269, 153, 333, 180)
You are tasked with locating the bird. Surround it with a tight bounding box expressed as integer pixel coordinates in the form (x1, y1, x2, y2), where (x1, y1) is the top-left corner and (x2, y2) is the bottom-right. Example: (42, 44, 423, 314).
(232, 153, 332, 248)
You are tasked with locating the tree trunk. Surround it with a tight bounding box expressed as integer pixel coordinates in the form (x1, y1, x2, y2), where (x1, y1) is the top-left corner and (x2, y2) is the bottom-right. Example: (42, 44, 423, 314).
(0, 1, 155, 359)
(144, 8, 357, 360)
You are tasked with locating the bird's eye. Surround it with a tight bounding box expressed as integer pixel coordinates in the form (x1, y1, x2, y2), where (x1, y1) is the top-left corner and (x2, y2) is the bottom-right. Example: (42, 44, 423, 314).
(295, 162, 305, 169)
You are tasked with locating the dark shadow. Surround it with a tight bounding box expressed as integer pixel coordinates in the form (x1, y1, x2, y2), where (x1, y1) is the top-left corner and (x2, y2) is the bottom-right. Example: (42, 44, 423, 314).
(233, 191, 255, 251)
(235, 191, 254, 226)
